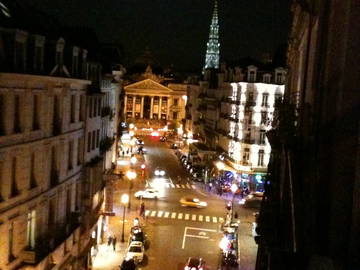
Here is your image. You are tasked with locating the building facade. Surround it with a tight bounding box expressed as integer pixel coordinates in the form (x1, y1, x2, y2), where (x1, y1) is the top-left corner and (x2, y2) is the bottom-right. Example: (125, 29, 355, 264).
(186, 64, 285, 185)
(0, 25, 122, 270)
(255, 0, 360, 269)
(123, 67, 187, 131)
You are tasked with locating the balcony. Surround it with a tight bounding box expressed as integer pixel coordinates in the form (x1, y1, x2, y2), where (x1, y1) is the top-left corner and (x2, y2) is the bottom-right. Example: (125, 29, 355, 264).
(245, 101, 256, 107)
(100, 136, 115, 154)
(242, 138, 255, 144)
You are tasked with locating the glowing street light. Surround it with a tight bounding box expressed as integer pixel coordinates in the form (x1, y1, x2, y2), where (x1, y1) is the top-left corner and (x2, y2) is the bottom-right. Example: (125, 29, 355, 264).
(121, 193, 129, 242)
(216, 161, 225, 171)
(130, 156, 137, 165)
(129, 123, 135, 129)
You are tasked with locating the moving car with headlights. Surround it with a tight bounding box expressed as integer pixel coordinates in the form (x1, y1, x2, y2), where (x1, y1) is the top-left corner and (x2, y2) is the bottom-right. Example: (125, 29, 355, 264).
(126, 241, 144, 263)
(184, 257, 206, 270)
(180, 197, 208, 208)
(154, 167, 166, 177)
(241, 192, 264, 209)
(134, 188, 159, 199)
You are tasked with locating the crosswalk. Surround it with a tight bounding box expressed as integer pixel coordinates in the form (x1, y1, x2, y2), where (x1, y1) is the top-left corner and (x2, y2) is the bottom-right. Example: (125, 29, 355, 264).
(144, 210, 225, 224)
(148, 183, 197, 189)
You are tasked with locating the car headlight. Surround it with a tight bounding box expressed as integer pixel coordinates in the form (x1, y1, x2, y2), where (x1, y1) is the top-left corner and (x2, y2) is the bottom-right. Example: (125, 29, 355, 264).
(199, 201, 208, 207)
(160, 170, 165, 176)
(155, 170, 159, 176)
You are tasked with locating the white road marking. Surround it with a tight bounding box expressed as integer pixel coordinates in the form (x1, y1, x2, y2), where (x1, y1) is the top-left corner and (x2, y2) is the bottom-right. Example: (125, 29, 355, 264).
(184, 226, 218, 232)
(151, 211, 156, 217)
(181, 184, 186, 189)
(213, 217, 217, 223)
(145, 210, 150, 216)
(205, 216, 210, 222)
(178, 213, 183, 219)
(199, 215, 203, 221)
(191, 185, 196, 189)
(176, 184, 181, 188)
(186, 184, 191, 189)
(171, 184, 175, 188)
(171, 212, 177, 219)
(164, 212, 170, 218)
(185, 214, 190, 220)
(165, 183, 170, 188)
(192, 214, 197, 221)
(157, 211, 163, 218)
(182, 226, 217, 249)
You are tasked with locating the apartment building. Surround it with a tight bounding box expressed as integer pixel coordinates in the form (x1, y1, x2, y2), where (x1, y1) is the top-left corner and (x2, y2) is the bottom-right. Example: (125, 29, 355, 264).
(0, 25, 122, 269)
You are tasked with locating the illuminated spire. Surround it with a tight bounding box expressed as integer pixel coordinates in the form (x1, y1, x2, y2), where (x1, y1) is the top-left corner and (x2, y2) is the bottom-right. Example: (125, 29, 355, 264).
(203, 0, 220, 71)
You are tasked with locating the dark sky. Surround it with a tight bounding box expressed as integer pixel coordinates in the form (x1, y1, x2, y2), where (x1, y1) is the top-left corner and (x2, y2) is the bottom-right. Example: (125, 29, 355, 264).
(24, 0, 292, 71)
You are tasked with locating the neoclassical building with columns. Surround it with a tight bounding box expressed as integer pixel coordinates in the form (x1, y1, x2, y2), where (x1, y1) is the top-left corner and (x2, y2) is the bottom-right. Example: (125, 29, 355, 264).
(123, 68, 187, 128)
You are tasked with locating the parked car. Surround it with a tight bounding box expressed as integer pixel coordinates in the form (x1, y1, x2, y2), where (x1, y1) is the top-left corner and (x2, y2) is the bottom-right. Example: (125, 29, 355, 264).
(126, 241, 145, 263)
(130, 227, 146, 244)
(120, 257, 137, 270)
(180, 197, 208, 208)
(170, 143, 178, 149)
(136, 139, 144, 145)
(184, 257, 206, 270)
(134, 189, 159, 199)
(160, 136, 167, 142)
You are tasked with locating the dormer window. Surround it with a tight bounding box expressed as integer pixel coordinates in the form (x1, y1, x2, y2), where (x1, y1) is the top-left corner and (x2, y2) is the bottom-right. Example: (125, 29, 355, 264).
(247, 66, 257, 82)
(72, 47, 79, 77)
(275, 68, 286, 84)
(55, 39, 65, 68)
(14, 30, 28, 72)
(263, 74, 271, 83)
(33, 35, 45, 73)
(249, 71, 255, 82)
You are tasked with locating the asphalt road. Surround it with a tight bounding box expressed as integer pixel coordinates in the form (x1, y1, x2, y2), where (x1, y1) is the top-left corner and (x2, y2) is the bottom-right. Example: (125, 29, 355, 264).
(133, 136, 226, 270)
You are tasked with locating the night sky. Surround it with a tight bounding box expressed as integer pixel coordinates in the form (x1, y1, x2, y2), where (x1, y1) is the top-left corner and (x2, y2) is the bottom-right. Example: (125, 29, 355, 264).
(24, 0, 292, 71)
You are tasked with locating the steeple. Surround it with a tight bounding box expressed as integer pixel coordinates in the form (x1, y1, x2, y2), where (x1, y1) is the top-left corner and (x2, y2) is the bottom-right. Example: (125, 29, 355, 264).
(203, 0, 220, 71)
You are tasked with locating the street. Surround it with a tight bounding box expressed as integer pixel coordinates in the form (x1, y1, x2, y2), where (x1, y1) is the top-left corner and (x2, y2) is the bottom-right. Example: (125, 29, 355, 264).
(111, 136, 258, 270)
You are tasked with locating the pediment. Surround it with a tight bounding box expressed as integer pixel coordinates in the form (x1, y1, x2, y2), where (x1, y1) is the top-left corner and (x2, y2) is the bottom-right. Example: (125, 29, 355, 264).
(125, 79, 172, 93)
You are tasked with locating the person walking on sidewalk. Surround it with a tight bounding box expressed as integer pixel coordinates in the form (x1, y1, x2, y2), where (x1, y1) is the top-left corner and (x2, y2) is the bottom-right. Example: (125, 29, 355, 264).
(107, 235, 113, 251)
(112, 236, 117, 251)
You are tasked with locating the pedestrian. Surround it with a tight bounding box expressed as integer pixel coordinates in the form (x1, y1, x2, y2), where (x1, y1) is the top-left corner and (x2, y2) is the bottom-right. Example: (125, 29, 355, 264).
(112, 236, 117, 251)
(107, 235, 113, 251)
(140, 202, 145, 218)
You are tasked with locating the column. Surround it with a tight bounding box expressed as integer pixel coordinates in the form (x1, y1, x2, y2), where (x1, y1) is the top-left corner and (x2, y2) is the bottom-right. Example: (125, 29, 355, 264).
(132, 96, 136, 118)
(167, 97, 170, 120)
(159, 96, 162, 119)
(124, 95, 127, 117)
(140, 96, 144, 118)
(150, 97, 154, 119)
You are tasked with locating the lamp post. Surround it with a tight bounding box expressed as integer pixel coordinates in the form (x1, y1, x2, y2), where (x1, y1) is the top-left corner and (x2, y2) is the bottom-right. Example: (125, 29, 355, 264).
(231, 183, 238, 221)
(121, 193, 129, 242)
(126, 170, 137, 210)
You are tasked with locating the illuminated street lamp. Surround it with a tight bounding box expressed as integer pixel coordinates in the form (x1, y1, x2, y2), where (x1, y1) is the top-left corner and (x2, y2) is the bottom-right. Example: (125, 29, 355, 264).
(130, 156, 137, 166)
(121, 193, 129, 242)
(126, 171, 137, 209)
(216, 161, 225, 171)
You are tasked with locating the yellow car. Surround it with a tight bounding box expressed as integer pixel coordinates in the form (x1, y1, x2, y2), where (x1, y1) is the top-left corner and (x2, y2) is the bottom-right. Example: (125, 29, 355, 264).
(180, 197, 208, 208)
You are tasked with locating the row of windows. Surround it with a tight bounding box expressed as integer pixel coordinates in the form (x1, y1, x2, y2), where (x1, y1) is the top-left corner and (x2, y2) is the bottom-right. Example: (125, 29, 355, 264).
(88, 96, 102, 118)
(87, 130, 100, 152)
(0, 93, 85, 136)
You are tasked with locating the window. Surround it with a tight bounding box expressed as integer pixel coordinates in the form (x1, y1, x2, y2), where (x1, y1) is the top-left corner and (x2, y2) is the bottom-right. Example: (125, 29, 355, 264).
(276, 73, 283, 84)
(248, 112, 252, 124)
(30, 153, 37, 189)
(48, 199, 56, 232)
(261, 93, 269, 107)
(243, 148, 250, 162)
(33, 95, 40, 130)
(173, 98, 178, 106)
(260, 130, 266, 145)
(92, 130, 96, 150)
(249, 71, 255, 82)
(66, 188, 71, 221)
(70, 95, 76, 123)
(77, 137, 83, 165)
(11, 157, 19, 197)
(34, 45, 44, 73)
(96, 129, 100, 147)
(263, 74, 271, 83)
(88, 97, 92, 118)
(15, 41, 25, 72)
(258, 150, 265, 166)
(14, 95, 21, 133)
(261, 111, 267, 124)
(93, 97, 97, 117)
(68, 140, 73, 170)
(26, 210, 36, 249)
(79, 95, 85, 121)
(72, 47, 79, 77)
(50, 146, 58, 186)
(97, 98, 101, 116)
(53, 96, 61, 134)
(247, 92, 254, 103)
(87, 132, 91, 152)
(173, 112, 178, 120)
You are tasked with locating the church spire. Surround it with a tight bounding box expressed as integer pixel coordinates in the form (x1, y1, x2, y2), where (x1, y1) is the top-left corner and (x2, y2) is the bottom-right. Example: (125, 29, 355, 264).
(203, 0, 220, 71)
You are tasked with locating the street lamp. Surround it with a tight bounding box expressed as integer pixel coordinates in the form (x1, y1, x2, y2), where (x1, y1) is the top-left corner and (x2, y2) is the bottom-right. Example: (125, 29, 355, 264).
(126, 170, 137, 209)
(130, 156, 137, 166)
(121, 193, 129, 242)
(216, 161, 225, 171)
(231, 183, 238, 221)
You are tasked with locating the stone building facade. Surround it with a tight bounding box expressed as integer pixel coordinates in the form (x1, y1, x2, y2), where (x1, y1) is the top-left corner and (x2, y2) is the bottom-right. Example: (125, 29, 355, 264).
(0, 25, 122, 269)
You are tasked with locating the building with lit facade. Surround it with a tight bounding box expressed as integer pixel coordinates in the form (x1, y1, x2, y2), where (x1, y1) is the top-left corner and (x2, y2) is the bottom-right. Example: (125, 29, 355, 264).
(255, 0, 360, 269)
(123, 66, 187, 132)
(0, 21, 123, 269)
(186, 64, 285, 185)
